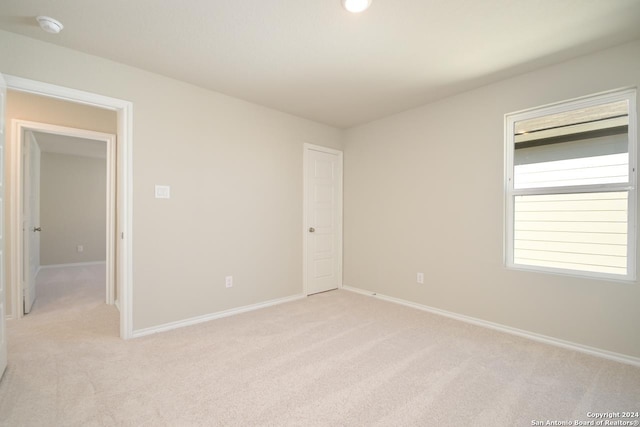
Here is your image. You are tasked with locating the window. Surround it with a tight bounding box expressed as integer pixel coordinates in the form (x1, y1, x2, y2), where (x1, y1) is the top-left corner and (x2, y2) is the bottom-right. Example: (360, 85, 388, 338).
(505, 89, 637, 280)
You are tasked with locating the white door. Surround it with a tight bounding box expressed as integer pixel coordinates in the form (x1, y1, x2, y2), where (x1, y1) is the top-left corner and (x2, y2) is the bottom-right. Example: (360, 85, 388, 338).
(22, 131, 40, 314)
(304, 145, 343, 295)
(0, 72, 8, 378)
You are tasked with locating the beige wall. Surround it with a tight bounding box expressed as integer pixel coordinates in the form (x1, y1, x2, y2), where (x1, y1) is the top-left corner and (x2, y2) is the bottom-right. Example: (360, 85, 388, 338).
(0, 30, 344, 330)
(40, 152, 107, 266)
(344, 39, 640, 358)
(4, 90, 116, 317)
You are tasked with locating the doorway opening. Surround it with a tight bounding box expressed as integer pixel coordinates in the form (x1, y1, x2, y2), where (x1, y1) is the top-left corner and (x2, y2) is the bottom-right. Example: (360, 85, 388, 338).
(15, 122, 116, 315)
(5, 75, 133, 339)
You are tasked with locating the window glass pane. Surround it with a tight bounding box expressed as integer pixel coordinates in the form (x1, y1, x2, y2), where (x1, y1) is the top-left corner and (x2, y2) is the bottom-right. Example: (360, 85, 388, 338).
(513, 101, 629, 189)
(514, 191, 628, 275)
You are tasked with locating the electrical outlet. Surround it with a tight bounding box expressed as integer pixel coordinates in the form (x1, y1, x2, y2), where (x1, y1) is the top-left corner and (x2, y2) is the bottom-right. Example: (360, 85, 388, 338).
(225, 276, 233, 288)
(417, 272, 424, 284)
(77, 245, 84, 253)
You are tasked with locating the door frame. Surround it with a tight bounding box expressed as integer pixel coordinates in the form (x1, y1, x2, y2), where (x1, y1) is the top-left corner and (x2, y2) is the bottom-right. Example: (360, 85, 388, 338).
(12, 120, 117, 311)
(1, 72, 8, 378)
(302, 143, 343, 296)
(5, 75, 133, 339)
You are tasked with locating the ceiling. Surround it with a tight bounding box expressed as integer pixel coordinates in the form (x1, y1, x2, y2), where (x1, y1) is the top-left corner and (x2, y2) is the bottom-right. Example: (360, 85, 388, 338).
(1, 1, 640, 128)
(32, 131, 106, 159)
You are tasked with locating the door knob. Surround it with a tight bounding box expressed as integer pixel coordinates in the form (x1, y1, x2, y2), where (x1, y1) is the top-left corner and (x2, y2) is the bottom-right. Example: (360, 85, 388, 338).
(33, 227, 42, 232)
(309, 227, 315, 233)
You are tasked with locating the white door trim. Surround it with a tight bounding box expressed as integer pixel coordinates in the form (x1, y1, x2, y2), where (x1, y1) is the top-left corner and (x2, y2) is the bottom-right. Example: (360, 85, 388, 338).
(12, 120, 116, 311)
(1, 72, 8, 378)
(302, 143, 343, 296)
(5, 75, 133, 339)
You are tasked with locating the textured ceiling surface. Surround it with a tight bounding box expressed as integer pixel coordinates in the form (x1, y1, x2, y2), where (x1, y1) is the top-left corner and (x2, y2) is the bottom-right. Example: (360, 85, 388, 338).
(32, 132, 106, 159)
(1, 0, 640, 128)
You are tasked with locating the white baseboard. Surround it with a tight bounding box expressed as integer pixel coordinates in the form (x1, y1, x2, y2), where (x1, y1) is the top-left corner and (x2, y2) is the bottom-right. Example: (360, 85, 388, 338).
(34, 262, 101, 292)
(39, 261, 106, 269)
(132, 293, 307, 338)
(114, 299, 121, 312)
(342, 285, 640, 367)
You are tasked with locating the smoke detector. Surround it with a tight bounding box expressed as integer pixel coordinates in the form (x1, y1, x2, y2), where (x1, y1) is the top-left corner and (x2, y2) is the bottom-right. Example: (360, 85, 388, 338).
(36, 16, 64, 34)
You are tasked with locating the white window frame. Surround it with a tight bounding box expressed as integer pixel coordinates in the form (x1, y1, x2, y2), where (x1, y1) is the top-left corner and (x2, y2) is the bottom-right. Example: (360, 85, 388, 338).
(505, 88, 638, 281)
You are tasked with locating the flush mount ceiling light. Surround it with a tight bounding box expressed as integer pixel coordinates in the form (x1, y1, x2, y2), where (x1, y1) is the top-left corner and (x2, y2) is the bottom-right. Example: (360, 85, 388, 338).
(36, 16, 64, 34)
(342, 0, 372, 13)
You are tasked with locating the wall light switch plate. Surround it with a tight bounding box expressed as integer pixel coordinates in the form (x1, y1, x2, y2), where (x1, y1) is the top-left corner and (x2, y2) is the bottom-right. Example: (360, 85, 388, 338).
(155, 185, 171, 199)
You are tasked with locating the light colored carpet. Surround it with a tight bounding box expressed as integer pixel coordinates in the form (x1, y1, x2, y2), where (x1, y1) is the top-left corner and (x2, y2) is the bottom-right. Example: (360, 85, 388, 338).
(0, 265, 639, 426)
